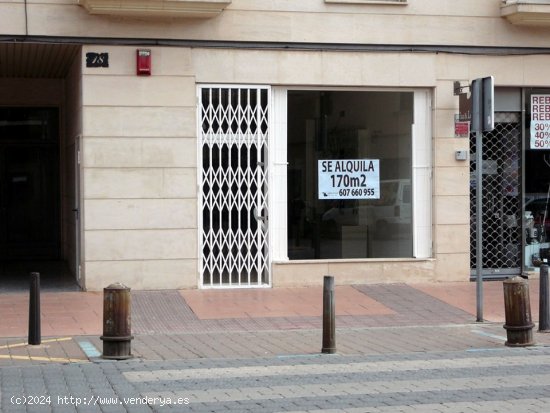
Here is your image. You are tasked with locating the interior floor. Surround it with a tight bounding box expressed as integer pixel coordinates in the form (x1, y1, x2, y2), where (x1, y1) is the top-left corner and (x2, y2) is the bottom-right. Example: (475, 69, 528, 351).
(0, 260, 80, 292)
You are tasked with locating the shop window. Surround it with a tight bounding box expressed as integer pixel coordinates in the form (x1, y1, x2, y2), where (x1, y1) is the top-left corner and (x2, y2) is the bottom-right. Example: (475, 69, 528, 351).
(524, 88, 550, 269)
(287, 91, 414, 259)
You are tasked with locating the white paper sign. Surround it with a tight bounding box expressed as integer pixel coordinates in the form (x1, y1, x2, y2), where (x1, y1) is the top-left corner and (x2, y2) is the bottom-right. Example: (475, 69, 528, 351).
(531, 94, 550, 149)
(318, 159, 380, 200)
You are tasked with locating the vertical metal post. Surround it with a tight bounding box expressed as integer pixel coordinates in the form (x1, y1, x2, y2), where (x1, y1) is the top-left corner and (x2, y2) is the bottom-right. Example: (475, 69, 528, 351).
(28, 272, 41, 345)
(471, 78, 485, 323)
(476, 129, 484, 322)
(322, 275, 336, 354)
(539, 264, 550, 332)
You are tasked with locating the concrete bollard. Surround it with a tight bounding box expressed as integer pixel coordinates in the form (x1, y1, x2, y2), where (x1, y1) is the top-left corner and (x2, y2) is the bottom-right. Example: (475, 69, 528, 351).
(28, 272, 41, 345)
(503, 276, 535, 347)
(100, 283, 133, 359)
(322, 275, 336, 354)
(539, 264, 550, 332)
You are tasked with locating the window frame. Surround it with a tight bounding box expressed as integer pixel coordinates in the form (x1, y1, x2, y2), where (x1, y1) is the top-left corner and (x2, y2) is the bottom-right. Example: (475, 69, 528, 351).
(270, 86, 432, 262)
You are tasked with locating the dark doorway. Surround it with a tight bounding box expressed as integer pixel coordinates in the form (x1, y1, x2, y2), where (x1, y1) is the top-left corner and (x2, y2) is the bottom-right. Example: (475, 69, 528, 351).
(0, 108, 60, 260)
(0, 107, 60, 261)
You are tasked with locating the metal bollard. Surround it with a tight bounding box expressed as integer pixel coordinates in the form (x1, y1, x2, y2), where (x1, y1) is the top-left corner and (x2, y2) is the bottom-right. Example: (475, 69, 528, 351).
(28, 272, 41, 345)
(100, 283, 133, 359)
(540, 264, 550, 332)
(503, 276, 535, 347)
(322, 275, 336, 354)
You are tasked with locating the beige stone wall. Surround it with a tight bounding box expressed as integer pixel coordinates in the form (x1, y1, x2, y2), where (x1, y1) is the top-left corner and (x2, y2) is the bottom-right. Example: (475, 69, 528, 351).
(80, 45, 198, 290)
(272, 259, 438, 287)
(77, 44, 550, 289)
(2, 0, 550, 47)
(1, 2, 549, 290)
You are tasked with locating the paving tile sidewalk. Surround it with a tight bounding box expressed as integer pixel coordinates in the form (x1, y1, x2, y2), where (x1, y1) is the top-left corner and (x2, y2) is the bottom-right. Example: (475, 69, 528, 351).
(0, 279, 548, 366)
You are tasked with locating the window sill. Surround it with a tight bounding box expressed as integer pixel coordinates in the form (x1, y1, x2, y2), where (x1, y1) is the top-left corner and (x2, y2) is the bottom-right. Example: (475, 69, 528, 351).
(78, 0, 232, 18)
(501, 0, 550, 26)
(274, 257, 434, 264)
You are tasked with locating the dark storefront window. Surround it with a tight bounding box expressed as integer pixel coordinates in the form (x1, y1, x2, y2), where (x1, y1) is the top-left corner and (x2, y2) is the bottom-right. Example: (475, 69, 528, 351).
(287, 91, 413, 260)
(525, 89, 550, 267)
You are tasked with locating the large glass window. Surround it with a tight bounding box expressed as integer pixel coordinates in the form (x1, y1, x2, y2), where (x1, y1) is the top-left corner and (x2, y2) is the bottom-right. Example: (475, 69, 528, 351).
(287, 91, 414, 259)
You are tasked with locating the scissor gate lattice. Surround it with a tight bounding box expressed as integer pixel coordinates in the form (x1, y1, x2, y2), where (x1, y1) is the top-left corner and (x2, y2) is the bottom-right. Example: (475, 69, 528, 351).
(199, 86, 270, 287)
(470, 112, 522, 278)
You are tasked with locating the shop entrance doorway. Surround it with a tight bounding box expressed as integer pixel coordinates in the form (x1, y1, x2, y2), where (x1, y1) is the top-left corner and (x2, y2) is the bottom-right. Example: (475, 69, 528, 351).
(0, 42, 82, 291)
(523, 88, 550, 272)
(468, 88, 550, 278)
(198, 86, 271, 288)
(0, 107, 77, 291)
(470, 111, 522, 279)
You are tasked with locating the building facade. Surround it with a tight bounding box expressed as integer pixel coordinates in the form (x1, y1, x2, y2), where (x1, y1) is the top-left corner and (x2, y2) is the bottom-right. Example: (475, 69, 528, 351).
(0, 0, 549, 290)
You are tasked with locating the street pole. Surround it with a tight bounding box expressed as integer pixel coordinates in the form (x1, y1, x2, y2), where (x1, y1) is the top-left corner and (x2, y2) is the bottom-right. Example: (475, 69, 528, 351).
(322, 275, 336, 354)
(539, 264, 550, 332)
(471, 76, 493, 323)
(28, 272, 41, 345)
(476, 131, 484, 322)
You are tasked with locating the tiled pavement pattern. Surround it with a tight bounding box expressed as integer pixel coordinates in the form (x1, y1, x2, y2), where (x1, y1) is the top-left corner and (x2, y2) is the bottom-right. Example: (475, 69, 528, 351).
(2, 280, 550, 412)
(2, 280, 549, 366)
(2, 322, 550, 366)
(0, 280, 541, 339)
(131, 284, 473, 335)
(180, 286, 395, 319)
(352, 285, 474, 326)
(0, 337, 86, 366)
(0, 292, 102, 337)
(99, 324, 514, 361)
(132, 291, 199, 335)
(2, 347, 550, 412)
(0, 282, 479, 339)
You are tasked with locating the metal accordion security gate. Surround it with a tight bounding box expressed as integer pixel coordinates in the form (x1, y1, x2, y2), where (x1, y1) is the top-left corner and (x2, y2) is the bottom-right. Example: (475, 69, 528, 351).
(199, 86, 270, 288)
(470, 112, 522, 279)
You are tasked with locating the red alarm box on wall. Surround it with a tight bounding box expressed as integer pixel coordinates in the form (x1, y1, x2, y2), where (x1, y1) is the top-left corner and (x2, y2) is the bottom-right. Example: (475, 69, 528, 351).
(136, 49, 151, 76)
